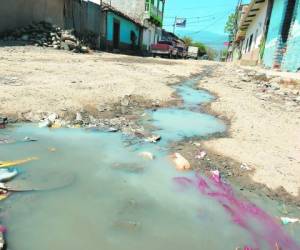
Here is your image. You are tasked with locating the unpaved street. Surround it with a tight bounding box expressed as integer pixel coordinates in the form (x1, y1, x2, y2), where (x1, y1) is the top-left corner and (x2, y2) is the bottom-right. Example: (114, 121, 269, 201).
(0, 46, 206, 119)
(1, 45, 300, 202)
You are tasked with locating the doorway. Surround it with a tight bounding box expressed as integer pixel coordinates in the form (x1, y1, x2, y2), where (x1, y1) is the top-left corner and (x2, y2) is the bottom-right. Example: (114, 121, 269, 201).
(113, 20, 120, 49)
(281, 0, 296, 43)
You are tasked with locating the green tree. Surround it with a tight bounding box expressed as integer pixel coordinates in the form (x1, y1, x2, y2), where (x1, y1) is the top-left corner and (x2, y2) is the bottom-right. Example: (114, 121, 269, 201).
(182, 36, 193, 46)
(224, 13, 237, 41)
(192, 42, 206, 56)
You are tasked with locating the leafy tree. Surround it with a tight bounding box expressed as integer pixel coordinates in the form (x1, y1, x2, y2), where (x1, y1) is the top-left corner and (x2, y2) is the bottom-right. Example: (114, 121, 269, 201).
(224, 13, 237, 41)
(180, 36, 218, 60)
(192, 42, 206, 56)
(182, 36, 193, 46)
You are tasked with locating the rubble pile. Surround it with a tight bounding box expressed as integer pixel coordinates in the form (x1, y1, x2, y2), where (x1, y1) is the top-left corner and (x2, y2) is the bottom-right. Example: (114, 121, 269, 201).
(0, 21, 92, 53)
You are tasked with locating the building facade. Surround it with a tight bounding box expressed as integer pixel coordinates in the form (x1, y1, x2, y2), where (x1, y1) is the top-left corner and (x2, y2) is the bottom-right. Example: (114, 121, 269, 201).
(101, 0, 165, 52)
(234, 0, 270, 65)
(263, 0, 300, 72)
(100, 4, 143, 53)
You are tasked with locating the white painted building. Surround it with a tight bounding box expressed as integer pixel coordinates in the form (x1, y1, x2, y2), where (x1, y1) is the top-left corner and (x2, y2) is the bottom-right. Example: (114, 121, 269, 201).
(235, 0, 269, 65)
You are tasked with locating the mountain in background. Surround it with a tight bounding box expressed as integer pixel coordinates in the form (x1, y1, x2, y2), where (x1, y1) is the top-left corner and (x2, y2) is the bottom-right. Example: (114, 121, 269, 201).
(176, 30, 229, 51)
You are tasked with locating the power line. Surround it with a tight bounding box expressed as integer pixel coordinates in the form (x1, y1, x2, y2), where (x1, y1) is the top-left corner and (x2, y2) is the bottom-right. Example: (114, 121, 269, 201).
(183, 8, 235, 36)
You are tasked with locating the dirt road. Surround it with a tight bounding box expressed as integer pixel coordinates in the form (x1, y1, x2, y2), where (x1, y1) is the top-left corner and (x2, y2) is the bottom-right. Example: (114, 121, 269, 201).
(1, 45, 300, 201)
(0, 46, 207, 120)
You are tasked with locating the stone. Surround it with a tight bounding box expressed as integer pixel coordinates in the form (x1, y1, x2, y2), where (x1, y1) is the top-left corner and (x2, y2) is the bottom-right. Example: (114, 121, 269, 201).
(170, 153, 191, 171)
(270, 82, 280, 90)
(38, 119, 52, 128)
(64, 40, 77, 50)
(145, 135, 161, 143)
(47, 113, 58, 123)
(253, 73, 268, 81)
(76, 112, 83, 122)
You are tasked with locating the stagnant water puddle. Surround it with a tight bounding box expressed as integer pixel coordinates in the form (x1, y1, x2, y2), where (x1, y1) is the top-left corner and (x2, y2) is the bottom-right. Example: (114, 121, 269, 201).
(0, 78, 299, 250)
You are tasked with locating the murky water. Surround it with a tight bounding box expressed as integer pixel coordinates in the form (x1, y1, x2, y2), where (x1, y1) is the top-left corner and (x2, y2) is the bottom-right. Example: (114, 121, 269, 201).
(0, 78, 299, 250)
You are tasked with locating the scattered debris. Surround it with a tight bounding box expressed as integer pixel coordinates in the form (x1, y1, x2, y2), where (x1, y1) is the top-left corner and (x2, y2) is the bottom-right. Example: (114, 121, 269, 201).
(0, 21, 93, 53)
(0, 169, 18, 182)
(209, 170, 221, 183)
(240, 163, 252, 171)
(138, 152, 155, 160)
(193, 142, 201, 147)
(145, 135, 161, 143)
(280, 217, 300, 225)
(0, 157, 38, 168)
(170, 153, 191, 171)
(23, 137, 38, 142)
(195, 150, 207, 160)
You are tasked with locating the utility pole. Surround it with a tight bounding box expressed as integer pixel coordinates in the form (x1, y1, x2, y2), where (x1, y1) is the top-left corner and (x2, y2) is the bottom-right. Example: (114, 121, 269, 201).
(173, 16, 176, 34)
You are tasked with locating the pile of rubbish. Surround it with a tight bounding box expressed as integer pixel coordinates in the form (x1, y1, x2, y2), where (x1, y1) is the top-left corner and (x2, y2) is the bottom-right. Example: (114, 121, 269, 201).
(0, 21, 94, 53)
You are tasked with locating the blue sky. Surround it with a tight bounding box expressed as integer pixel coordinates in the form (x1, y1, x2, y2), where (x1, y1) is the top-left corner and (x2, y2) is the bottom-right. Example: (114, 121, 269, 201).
(163, 0, 250, 48)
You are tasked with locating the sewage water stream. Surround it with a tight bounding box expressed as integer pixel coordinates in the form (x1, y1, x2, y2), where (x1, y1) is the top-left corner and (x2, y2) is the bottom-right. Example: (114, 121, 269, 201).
(0, 78, 299, 250)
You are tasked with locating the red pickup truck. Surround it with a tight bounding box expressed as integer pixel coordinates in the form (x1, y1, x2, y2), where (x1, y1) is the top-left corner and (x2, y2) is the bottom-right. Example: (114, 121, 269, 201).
(151, 41, 178, 59)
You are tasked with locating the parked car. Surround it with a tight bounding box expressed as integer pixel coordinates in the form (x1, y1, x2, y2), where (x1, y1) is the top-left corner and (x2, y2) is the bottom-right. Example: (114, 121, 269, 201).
(176, 45, 188, 59)
(151, 41, 178, 59)
(187, 46, 199, 59)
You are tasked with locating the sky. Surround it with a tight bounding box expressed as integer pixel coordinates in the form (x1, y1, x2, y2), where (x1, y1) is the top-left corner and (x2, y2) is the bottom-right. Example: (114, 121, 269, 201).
(163, 0, 250, 49)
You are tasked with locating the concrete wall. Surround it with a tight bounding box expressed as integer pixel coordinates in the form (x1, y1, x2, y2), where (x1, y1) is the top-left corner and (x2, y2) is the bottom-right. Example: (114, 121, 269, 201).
(102, 0, 145, 23)
(241, 1, 268, 62)
(142, 21, 161, 50)
(107, 12, 140, 45)
(263, 0, 286, 68)
(0, 0, 64, 32)
(281, 2, 300, 72)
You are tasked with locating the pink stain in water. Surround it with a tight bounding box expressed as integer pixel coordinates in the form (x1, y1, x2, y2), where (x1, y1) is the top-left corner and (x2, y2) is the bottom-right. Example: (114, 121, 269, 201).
(173, 173, 300, 250)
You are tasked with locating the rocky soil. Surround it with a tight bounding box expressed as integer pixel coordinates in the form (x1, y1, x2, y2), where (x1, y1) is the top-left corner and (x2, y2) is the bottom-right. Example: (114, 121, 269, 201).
(0, 21, 94, 52)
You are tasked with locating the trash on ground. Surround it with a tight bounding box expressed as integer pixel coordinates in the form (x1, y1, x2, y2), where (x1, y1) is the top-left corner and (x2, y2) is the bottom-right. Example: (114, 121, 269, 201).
(138, 152, 155, 160)
(195, 150, 207, 160)
(280, 217, 300, 225)
(23, 137, 38, 142)
(145, 135, 161, 143)
(170, 153, 191, 171)
(0, 117, 7, 129)
(209, 170, 221, 183)
(240, 163, 252, 171)
(0, 169, 18, 182)
(0, 157, 38, 168)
